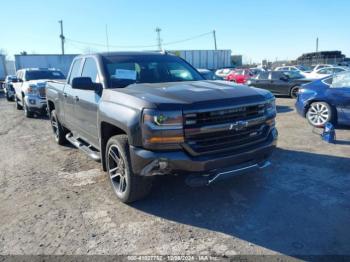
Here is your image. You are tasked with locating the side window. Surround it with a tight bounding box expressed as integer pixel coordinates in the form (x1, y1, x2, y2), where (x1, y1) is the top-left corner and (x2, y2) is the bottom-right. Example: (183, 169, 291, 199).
(318, 68, 329, 75)
(271, 72, 281, 80)
(69, 59, 82, 85)
(333, 68, 344, 73)
(258, 72, 269, 80)
(81, 58, 100, 83)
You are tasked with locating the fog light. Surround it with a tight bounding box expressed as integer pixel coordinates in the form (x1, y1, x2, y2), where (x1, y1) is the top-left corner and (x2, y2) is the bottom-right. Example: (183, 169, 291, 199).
(29, 99, 36, 105)
(159, 159, 168, 170)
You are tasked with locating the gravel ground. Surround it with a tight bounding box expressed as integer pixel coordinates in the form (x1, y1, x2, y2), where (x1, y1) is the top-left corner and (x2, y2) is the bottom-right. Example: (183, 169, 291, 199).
(0, 93, 349, 258)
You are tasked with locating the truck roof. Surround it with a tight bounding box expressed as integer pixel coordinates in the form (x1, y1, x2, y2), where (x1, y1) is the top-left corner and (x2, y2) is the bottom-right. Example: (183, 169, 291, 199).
(82, 51, 170, 59)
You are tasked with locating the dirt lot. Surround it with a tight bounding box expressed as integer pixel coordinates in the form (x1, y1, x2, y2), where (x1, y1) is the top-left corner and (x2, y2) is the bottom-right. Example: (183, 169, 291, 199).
(0, 93, 349, 258)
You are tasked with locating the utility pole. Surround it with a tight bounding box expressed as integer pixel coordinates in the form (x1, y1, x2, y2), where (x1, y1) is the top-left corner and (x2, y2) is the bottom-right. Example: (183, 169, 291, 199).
(213, 30, 217, 50)
(316, 37, 319, 53)
(105, 24, 110, 53)
(155, 27, 162, 51)
(58, 20, 65, 55)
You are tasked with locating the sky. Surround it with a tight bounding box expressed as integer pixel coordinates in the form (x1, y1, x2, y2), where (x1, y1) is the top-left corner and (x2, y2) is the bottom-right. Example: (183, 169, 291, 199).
(1, 0, 349, 63)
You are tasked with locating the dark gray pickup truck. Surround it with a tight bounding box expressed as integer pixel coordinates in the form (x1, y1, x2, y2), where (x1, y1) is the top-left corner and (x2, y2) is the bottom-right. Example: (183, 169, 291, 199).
(46, 52, 278, 203)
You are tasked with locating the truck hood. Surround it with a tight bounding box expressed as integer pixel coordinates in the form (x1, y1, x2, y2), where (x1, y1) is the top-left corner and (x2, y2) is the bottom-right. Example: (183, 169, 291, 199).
(27, 79, 65, 87)
(113, 81, 273, 110)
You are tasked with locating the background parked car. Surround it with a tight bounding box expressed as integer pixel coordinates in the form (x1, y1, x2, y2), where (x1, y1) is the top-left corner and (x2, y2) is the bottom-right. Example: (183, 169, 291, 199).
(215, 68, 234, 79)
(247, 71, 311, 98)
(225, 69, 253, 84)
(274, 65, 311, 76)
(310, 64, 332, 72)
(197, 69, 223, 80)
(303, 66, 348, 80)
(2, 75, 18, 101)
(296, 72, 350, 127)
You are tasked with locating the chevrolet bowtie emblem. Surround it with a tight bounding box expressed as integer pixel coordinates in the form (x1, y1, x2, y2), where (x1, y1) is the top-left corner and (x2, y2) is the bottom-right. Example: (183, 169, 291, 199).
(229, 121, 249, 130)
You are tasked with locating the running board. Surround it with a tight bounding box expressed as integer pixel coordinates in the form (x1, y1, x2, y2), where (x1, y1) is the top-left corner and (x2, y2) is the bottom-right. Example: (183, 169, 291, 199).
(65, 133, 101, 162)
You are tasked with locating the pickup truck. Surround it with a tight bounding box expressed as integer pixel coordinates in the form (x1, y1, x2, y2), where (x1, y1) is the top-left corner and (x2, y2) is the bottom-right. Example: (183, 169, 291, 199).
(13, 68, 65, 117)
(46, 52, 278, 203)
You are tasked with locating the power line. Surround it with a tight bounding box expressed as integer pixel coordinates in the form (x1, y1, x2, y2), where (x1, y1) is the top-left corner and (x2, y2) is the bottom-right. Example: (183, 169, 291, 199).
(65, 30, 214, 50)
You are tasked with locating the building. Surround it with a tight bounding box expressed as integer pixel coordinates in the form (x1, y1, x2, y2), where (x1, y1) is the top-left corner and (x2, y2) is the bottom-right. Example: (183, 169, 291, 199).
(297, 51, 346, 66)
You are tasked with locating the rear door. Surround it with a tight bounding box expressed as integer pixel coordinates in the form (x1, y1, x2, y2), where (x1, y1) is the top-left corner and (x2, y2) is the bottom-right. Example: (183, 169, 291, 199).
(13, 70, 24, 99)
(74, 57, 102, 148)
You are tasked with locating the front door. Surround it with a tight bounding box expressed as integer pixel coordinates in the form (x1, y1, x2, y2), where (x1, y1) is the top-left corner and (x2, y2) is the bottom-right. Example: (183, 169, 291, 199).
(73, 57, 102, 148)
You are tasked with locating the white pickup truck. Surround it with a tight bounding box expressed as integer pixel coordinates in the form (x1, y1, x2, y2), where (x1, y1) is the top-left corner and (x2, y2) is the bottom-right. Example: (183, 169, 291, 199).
(13, 68, 65, 117)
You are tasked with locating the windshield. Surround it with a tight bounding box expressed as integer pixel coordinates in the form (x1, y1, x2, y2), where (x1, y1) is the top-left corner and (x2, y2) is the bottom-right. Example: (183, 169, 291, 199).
(103, 55, 204, 88)
(25, 70, 65, 81)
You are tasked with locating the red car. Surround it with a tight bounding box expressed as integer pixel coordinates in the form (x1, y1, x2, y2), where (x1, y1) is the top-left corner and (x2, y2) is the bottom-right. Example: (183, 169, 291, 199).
(226, 69, 253, 84)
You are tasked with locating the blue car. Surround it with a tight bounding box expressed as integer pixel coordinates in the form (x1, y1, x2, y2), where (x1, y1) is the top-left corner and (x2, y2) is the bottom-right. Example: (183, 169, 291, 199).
(296, 71, 350, 127)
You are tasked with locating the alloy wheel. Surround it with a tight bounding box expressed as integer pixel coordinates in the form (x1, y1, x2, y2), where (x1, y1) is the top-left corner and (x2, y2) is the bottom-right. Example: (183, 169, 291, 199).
(51, 115, 59, 139)
(107, 145, 127, 195)
(307, 103, 330, 126)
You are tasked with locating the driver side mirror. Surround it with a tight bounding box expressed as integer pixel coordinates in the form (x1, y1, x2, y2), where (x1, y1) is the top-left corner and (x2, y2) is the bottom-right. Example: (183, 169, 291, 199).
(280, 76, 289, 81)
(72, 77, 96, 90)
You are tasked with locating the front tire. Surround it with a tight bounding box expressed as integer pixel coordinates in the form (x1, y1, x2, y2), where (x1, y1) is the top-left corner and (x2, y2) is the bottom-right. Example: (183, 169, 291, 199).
(50, 110, 67, 145)
(106, 135, 153, 203)
(15, 96, 23, 110)
(24, 102, 34, 118)
(306, 102, 333, 127)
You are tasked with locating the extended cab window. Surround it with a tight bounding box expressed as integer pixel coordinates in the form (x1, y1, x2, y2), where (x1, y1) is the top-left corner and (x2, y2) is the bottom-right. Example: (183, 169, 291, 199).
(82, 58, 100, 83)
(69, 59, 82, 85)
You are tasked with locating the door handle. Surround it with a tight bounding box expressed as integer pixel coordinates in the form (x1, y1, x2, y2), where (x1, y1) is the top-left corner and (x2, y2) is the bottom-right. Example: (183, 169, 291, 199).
(63, 92, 68, 98)
(74, 96, 79, 102)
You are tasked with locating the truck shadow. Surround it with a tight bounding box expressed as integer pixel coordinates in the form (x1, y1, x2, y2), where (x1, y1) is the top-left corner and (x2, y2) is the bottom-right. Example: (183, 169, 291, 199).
(132, 148, 350, 256)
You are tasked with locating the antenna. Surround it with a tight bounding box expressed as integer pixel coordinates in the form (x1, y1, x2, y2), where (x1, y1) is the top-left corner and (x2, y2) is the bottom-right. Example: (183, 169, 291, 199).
(105, 24, 110, 53)
(155, 27, 162, 51)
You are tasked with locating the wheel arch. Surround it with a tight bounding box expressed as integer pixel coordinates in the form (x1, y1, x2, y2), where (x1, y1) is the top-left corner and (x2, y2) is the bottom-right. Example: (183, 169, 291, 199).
(100, 122, 128, 171)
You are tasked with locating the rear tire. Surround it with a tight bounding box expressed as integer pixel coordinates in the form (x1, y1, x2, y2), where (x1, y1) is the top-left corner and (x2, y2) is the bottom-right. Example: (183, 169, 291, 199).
(290, 86, 300, 99)
(106, 135, 153, 203)
(50, 110, 67, 145)
(306, 102, 333, 127)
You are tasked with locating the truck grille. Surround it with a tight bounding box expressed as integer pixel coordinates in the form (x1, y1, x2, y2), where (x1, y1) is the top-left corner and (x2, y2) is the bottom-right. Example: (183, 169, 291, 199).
(183, 104, 269, 155)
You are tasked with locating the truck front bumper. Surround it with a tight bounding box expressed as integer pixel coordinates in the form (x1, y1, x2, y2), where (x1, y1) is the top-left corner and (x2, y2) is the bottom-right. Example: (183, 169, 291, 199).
(24, 95, 47, 114)
(130, 127, 278, 184)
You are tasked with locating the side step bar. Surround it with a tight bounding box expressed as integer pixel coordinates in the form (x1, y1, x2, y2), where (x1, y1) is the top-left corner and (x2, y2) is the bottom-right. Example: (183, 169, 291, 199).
(65, 133, 101, 162)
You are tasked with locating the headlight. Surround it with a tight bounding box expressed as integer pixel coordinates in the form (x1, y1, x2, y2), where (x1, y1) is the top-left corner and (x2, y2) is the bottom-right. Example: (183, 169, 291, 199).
(142, 109, 184, 150)
(27, 84, 39, 95)
(265, 98, 276, 117)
